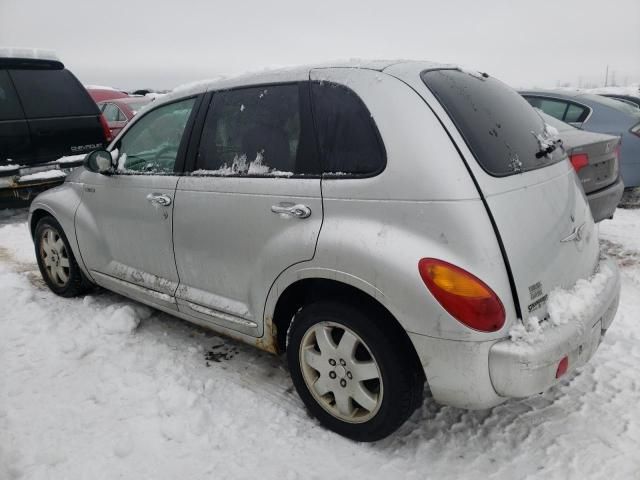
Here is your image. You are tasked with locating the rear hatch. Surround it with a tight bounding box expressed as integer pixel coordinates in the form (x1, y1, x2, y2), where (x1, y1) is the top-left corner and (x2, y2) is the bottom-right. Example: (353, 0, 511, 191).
(422, 69, 600, 323)
(7, 68, 106, 166)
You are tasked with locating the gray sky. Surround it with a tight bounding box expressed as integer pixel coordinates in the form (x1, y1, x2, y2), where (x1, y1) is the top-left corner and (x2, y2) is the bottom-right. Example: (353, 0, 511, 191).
(1, 0, 639, 91)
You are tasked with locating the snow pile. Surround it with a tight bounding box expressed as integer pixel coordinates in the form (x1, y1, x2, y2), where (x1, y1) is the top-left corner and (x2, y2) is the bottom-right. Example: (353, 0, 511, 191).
(509, 264, 614, 344)
(584, 85, 640, 96)
(192, 152, 293, 177)
(1, 210, 639, 479)
(93, 303, 152, 334)
(0, 222, 35, 264)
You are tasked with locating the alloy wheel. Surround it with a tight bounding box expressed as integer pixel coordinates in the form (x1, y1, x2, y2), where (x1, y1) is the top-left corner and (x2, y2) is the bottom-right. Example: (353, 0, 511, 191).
(299, 321, 383, 423)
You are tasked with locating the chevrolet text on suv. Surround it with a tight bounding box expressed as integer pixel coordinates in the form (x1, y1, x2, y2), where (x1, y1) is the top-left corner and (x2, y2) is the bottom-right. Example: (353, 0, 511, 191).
(28, 61, 620, 442)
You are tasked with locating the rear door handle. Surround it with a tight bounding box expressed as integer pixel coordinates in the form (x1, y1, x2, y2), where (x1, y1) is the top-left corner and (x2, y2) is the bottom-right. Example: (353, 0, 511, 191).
(271, 203, 311, 218)
(146, 193, 172, 206)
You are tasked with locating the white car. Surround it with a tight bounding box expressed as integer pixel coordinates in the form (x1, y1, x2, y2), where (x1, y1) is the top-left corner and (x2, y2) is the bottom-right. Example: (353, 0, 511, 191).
(29, 61, 620, 441)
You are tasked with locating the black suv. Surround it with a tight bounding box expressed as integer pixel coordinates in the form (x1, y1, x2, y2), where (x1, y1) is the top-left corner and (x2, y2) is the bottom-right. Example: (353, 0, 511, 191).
(0, 49, 108, 205)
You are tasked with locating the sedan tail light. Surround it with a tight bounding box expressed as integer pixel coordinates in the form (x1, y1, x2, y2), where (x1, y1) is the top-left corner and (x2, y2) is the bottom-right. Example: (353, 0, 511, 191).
(569, 153, 589, 173)
(418, 258, 505, 332)
(99, 113, 112, 143)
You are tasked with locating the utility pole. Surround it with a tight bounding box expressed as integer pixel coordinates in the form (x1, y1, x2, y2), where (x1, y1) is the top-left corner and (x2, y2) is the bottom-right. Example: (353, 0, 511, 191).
(604, 65, 609, 87)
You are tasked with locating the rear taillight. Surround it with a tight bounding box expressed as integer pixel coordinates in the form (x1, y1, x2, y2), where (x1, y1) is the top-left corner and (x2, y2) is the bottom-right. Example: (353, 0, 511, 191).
(418, 258, 505, 332)
(631, 122, 640, 138)
(99, 114, 112, 143)
(556, 356, 569, 378)
(569, 153, 589, 173)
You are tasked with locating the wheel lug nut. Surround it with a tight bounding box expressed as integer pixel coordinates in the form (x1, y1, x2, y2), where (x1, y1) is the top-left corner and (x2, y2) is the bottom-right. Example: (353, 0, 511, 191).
(329, 371, 336, 379)
(347, 372, 352, 379)
(329, 359, 336, 366)
(340, 379, 347, 387)
(339, 359, 346, 366)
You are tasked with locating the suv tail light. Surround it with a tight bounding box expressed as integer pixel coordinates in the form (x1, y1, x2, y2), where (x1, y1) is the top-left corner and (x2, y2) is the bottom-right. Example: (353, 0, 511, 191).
(631, 122, 640, 138)
(99, 114, 112, 143)
(569, 153, 589, 173)
(418, 258, 505, 332)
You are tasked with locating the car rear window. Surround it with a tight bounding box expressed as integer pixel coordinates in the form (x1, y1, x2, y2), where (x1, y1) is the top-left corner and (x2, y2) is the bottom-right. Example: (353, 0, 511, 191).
(9, 69, 98, 119)
(422, 69, 565, 177)
(0, 70, 24, 120)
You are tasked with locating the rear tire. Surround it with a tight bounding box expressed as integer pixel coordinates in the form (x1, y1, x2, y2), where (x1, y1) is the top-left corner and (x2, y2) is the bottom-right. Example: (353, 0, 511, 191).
(35, 216, 92, 297)
(287, 300, 423, 442)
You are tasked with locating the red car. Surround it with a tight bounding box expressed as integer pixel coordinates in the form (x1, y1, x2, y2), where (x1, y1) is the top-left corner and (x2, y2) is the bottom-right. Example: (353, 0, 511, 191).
(97, 96, 153, 138)
(85, 85, 129, 103)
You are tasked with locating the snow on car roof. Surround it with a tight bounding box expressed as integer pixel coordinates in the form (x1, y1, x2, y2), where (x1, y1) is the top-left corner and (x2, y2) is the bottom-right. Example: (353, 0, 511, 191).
(0, 47, 62, 66)
(154, 59, 453, 107)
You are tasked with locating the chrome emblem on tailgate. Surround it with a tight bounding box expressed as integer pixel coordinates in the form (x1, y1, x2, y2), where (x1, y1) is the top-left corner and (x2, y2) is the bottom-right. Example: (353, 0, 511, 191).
(561, 222, 586, 243)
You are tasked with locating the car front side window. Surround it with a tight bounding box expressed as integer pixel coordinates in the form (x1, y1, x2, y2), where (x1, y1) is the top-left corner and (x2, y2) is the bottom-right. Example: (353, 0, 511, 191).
(115, 97, 195, 174)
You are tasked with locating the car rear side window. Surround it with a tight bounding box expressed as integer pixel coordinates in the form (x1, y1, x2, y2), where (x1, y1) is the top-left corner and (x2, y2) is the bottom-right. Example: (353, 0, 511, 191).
(195, 83, 320, 176)
(310, 81, 385, 175)
(103, 103, 124, 122)
(422, 70, 564, 177)
(564, 103, 589, 123)
(523, 97, 568, 120)
(9, 69, 97, 119)
(0, 71, 24, 120)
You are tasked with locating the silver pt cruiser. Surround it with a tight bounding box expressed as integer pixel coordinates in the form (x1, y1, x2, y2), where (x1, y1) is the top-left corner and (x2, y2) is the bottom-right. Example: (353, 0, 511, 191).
(29, 61, 621, 441)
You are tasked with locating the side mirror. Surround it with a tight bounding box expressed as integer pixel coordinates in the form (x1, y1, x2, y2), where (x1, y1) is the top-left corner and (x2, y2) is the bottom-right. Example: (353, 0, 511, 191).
(84, 150, 114, 174)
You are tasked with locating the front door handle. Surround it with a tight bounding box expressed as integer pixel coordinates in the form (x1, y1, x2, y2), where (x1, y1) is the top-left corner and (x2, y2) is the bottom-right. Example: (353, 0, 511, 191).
(271, 203, 311, 218)
(146, 193, 172, 207)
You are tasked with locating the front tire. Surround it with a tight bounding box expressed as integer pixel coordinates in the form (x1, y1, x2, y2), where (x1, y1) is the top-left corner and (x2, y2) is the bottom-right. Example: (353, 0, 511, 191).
(35, 216, 92, 297)
(287, 301, 423, 442)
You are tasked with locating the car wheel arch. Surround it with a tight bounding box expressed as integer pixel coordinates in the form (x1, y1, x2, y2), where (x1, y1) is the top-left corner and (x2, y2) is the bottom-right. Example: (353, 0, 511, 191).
(268, 275, 425, 386)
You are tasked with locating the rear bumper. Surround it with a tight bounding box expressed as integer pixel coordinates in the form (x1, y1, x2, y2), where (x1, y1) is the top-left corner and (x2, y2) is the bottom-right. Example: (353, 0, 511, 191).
(587, 176, 624, 222)
(0, 157, 82, 207)
(408, 258, 620, 409)
(489, 258, 620, 398)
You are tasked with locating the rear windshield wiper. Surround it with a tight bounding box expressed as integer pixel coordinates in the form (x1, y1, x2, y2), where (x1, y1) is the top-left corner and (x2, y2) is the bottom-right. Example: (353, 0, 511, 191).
(535, 142, 557, 159)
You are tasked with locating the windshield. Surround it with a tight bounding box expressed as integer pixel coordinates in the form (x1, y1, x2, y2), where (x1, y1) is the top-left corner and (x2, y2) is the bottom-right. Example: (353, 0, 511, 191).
(422, 69, 565, 177)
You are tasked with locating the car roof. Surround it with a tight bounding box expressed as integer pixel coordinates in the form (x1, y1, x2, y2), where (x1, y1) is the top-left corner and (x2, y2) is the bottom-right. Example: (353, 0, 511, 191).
(519, 89, 586, 99)
(153, 59, 454, 107)
(0, 47, 64, 69)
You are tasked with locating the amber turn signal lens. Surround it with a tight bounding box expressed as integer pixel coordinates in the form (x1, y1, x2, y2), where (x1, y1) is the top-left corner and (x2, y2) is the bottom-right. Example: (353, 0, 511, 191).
(418, 258, 505, 332)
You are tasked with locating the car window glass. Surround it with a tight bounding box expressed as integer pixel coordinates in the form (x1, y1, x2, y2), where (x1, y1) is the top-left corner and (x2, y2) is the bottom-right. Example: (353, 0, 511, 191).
(526, 97, 568, 120)
(9, 69, 97, 118)
(423, 70, 564, 177)
(310, 81, 384, 175)
(564, 103, 588, 123)
(102, 103, 120, 122)
(196, 84, 319, 176)
(0, 70, 24, 120)
(116, 97, 195, 174)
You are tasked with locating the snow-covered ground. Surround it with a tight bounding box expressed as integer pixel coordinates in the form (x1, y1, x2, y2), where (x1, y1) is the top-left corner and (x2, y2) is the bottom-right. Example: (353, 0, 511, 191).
(1, 207, 639, 480)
